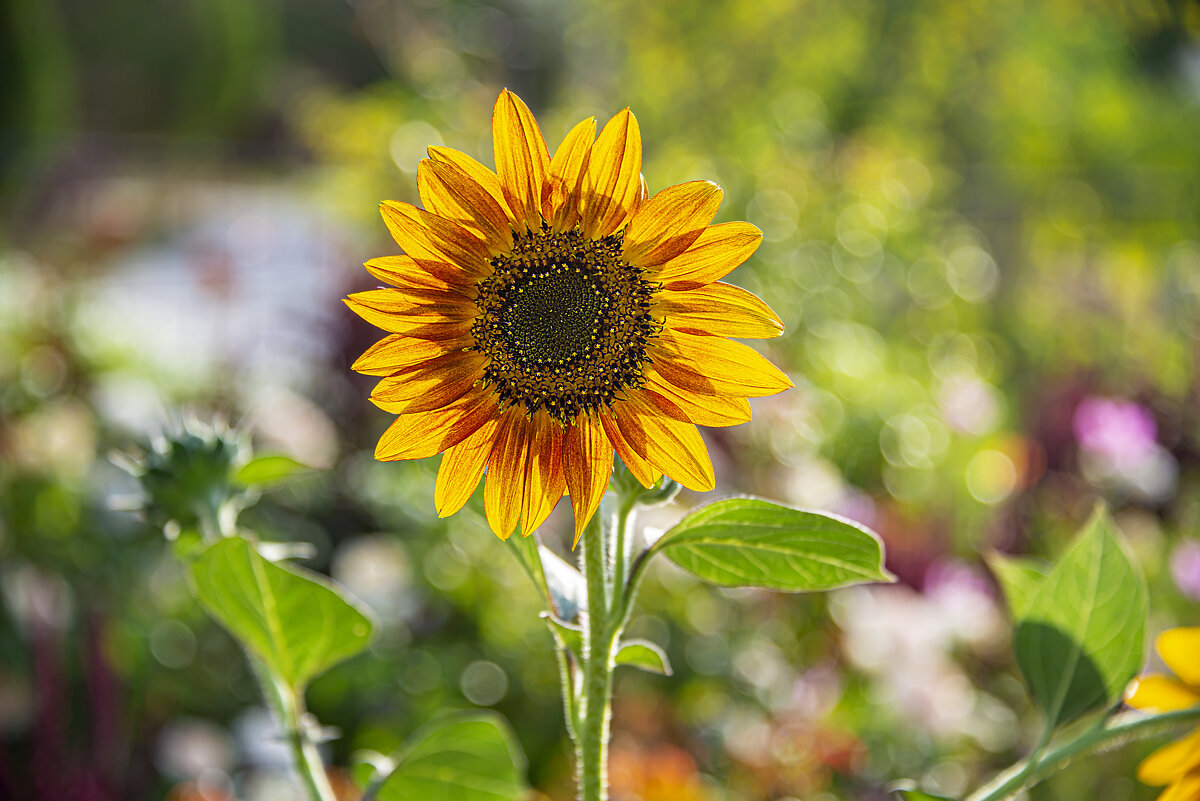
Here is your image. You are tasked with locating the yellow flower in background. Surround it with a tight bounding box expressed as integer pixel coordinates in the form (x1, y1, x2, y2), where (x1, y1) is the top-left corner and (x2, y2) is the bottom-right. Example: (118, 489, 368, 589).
(346, 90, 790, 544)
(1126, 628, 1200, 801)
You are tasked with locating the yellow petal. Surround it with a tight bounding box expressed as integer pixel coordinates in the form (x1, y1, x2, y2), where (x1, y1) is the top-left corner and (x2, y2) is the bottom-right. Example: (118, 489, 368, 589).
(370, 351, 486, 413)
(493, 90, 550, 232)
(1138, 728, 1200, 786)
(374, 389, 499, 461)
(544, 117, 595, 231)
(484, 408, 527, 539)
(1159, 628, 1200, 687)
(1127, 675, 1200, 713)
(651, 328, 793, 397)
(623, 180, 722, 267)
(520, 413, 566, 537)
(427, 145, 513, 225)
(1157, 770, 1200, 801)
(563, 415, 614, 547)
(612, 393, 714, 492)
(342, 293, 475, 338)
(631, 173, 649, 218)
(642, 369, 752, 427)
(352, 335, 466, 376)
(347, 287, 472, 317)
(653, 221, 763, 288)
(658, 282, 784, 339)
(435, 416, 500, 517)
(417, 159, 513, 253)
(581, 109, 642, 238)
(379, 200, 492, 275)
(598, 412, 661, 489)
(363, 255, 475, 291)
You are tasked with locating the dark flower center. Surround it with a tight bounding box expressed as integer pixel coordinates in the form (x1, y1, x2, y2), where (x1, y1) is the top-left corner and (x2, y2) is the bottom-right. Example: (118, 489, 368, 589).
(471, 226, 659, 423)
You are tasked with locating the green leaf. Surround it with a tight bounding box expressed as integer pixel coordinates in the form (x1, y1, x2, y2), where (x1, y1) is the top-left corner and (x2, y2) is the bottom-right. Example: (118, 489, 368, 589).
(232, 454, 311, 487)
(895, 790, 958, 801)
(189, 536, 374, 690)
(616, 639, 672, 676)
(541, 612, 582, 656)
(653, 498, 894, 591)
(1013, 505, 1147, 730)
(986, 552, 1048, 619)
(358, 712, 528, 801)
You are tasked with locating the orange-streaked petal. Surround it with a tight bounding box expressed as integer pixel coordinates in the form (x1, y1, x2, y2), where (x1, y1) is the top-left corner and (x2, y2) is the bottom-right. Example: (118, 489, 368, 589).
(623, 180, 722, 267)
(1138, 727, 1200, 786)
(435, 416, 500, 517)
(379, 200, 493, 275)
(374, 389, 499, 461)
(630, 173, 649, 218)
(612, 393, 714, 492)
(658, 282, 784, 339)
(598, 412, 660, 488)
(484, 408, 527, 539)
(347, 287, 472, 317)
(427, 145, 512, 224)
(352, 335, 466, 376)
(582, 109, 642, 238)
(370, 351, 485, 413)
(343, 296, 474, 338)
(653, 221, 763, 288)
(520, 414, 566, 536)
(651, 328, 793, 397)
(417, 158, 513, 254)
(1158, 628, 1200, 687)
(363, 255, 475, 291)
(493, 90, 550, 232)
(563, 415, 614, 546)
(545, 117, 596, 231)
(642, 369, 752, 427)
(1127, 675, 1200, 713)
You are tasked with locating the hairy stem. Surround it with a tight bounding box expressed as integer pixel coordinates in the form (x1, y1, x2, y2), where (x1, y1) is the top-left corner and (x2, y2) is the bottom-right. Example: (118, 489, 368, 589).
(577, 503, 616, 801)
(254, 663, 335, 801)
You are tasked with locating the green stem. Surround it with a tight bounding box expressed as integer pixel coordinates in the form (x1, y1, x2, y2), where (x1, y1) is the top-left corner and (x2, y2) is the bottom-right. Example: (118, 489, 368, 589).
(577, 501, 616, 801)
(968, 706, 1200, 801)
(253, 663, 336, 801)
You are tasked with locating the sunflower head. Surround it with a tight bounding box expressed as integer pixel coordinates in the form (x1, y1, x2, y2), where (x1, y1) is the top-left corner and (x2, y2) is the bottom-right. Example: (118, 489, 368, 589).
(347, 90, 791, 544)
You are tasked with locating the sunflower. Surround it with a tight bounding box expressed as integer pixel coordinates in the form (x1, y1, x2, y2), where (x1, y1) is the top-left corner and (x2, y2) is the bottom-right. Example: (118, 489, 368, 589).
(346, 90, 790, 544)
(1125, 627, 1200, 801)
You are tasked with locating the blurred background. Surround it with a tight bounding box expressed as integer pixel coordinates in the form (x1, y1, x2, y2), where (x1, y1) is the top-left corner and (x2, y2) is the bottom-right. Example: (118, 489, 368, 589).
(3, 0, 1200, 799)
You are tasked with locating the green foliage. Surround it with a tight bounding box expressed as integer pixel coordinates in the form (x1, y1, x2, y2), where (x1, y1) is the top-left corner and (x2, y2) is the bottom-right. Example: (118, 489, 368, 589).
(232, 453, 311, 487)
(1013, 506, 1147, 730)
(895, 790, 958, 801)
(987, 552, 1048, 619)
(189, 536, 374, 691)
(653, 498, 894, 591)
(615, 640, 672, 676)
(355, 713, 528, 801)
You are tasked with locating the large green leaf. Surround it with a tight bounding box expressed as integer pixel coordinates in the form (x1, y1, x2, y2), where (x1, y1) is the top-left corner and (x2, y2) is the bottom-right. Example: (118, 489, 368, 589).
(359, 713, 527, 801)
(1013, 505, 1147, 730)
(189, 536, 374, 690)
(986, 552, 1047, 619)
(653, 498, 893, 591)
